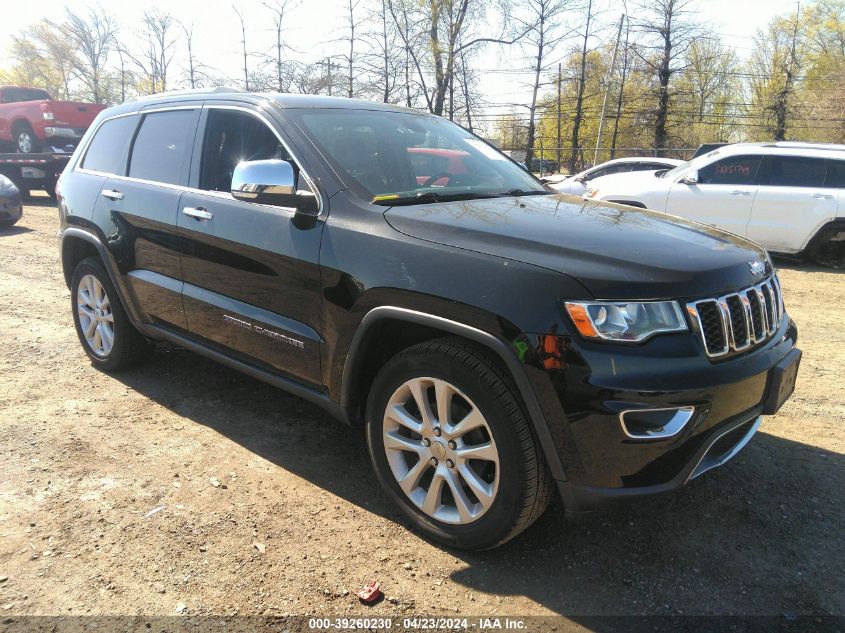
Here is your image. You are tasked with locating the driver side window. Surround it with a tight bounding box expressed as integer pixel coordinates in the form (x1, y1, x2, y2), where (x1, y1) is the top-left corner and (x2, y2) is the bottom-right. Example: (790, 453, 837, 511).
(698, 156, 762, 186)
(199, 109, 294, 193)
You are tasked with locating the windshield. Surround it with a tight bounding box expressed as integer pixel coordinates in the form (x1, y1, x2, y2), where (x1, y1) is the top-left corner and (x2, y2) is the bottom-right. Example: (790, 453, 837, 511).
(658, 161, 691, 179)
(289, 108, 548, 202)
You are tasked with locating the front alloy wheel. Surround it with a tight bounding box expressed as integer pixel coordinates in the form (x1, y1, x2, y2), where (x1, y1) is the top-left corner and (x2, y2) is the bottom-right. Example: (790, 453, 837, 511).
(383, 377, 500, 525)
(366, 338, 552, 550)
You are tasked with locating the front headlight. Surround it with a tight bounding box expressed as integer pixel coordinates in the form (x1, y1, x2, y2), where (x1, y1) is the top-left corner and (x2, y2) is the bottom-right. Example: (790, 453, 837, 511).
(564, 300, 687, 342)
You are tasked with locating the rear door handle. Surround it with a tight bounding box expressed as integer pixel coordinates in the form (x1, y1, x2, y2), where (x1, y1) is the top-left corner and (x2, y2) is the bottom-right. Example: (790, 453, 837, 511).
(811, 192, 834, 199)
(101, 189, 123, 201)
(183, 206, 213, 221)
(730, 190, 751, 196)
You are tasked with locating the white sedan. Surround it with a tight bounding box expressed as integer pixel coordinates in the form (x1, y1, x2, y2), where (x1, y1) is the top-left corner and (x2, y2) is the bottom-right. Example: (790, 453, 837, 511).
(550, 157, 684, 195)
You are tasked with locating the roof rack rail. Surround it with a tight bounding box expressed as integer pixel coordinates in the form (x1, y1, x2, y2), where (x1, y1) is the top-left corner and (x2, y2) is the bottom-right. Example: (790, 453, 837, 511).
(124, 86, 245, 103)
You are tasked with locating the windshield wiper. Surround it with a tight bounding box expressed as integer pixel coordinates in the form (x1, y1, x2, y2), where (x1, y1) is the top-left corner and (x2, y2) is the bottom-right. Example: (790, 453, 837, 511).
(498, 188, 552, 197)
(372, 191, 499, 206)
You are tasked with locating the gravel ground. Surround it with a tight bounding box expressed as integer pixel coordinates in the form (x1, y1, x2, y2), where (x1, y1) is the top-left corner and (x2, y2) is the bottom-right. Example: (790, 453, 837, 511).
(0, 198, 842, 626)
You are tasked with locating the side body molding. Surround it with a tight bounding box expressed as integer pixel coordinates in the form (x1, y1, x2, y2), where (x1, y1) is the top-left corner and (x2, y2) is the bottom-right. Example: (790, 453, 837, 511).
(341, 306, 568, 482)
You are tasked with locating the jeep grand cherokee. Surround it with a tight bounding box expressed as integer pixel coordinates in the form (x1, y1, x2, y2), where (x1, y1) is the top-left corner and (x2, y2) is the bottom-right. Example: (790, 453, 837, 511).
(56, 89, 801, 550)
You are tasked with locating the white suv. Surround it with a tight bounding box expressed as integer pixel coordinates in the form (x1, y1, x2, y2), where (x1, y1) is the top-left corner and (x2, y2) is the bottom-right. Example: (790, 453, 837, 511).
(584, 142, 845, 267)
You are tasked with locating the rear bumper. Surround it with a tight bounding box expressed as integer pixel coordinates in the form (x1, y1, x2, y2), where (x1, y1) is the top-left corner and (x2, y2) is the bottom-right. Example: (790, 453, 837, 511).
(43, 126, 84, 140)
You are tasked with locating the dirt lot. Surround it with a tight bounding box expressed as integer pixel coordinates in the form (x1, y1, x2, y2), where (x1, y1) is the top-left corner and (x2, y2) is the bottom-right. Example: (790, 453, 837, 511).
(0, 198, 843, 625)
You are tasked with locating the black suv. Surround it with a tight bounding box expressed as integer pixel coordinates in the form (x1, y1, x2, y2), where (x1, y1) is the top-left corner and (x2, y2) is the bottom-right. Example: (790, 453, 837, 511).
(57, 90, 801, 550)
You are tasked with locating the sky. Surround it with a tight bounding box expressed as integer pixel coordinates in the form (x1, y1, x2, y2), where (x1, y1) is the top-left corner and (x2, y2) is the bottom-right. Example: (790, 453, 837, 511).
(1, 0, 802, 124)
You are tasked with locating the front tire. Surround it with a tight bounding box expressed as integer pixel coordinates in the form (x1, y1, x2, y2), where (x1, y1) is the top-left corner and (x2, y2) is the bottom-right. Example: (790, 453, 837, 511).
(70, 257, 154, 371)
(365, 338, 552, 550)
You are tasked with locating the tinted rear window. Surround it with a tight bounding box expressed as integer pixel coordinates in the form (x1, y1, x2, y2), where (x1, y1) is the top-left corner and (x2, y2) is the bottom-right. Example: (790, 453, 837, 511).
(128, 110, 197, 186)
(824, 160, 845, 188)
(2, 87, 51, 102)
(81, 116, 137, 175)
(764, 156, 827, 188)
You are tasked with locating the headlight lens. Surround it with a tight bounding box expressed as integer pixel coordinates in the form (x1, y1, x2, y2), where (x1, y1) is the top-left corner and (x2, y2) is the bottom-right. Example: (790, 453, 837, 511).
(565, 300, 687, 342)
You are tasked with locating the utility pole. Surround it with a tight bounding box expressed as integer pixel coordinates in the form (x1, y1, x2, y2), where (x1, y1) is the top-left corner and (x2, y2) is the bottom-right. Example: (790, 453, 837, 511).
(327, 58, 332, 96)
(556, 63, 562, 171)
(594, 13, 625, 165)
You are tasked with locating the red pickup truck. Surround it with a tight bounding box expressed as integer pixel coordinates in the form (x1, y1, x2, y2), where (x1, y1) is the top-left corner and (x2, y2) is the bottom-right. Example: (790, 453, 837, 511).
(0, 86, 106, 153)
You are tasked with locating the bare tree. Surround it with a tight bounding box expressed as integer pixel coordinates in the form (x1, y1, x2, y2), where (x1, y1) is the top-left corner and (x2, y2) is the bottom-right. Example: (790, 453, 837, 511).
(60, 8, 116, 103)
(263, 0, 296, 92)
(772, 5, 804, 141)
(233, 5, 250, 90)
(340, 0, 365, 98)
(179, 21, 198, 89)
(516, 0, 573, 167)
(609, 16, 631, 158)
(632, 0, 703, 153)
(570, 0, 597, 172)
(388, 0, 531, 116)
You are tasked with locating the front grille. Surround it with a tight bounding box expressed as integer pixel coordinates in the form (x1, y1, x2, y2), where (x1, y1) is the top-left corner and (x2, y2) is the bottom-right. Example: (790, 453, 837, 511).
(687, 275, 784, 358)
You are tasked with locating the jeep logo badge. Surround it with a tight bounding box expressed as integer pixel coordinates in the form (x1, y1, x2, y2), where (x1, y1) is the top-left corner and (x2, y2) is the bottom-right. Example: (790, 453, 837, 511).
(748, 260, 765, 275)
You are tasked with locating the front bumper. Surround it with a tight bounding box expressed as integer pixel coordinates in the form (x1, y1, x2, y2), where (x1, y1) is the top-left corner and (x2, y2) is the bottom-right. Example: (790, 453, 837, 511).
(0, 197, 23, 224)
(526, 315, 800, 511)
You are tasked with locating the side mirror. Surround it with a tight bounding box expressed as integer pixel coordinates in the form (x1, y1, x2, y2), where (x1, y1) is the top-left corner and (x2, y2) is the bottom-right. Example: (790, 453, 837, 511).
(574, 175, 588, 183)
(231, 159, 318, 214)
(679, 170, 699, 185)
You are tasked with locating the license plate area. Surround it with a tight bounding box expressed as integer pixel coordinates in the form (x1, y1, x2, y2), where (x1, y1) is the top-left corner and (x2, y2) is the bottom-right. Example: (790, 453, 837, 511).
(762, 348, 801, 414)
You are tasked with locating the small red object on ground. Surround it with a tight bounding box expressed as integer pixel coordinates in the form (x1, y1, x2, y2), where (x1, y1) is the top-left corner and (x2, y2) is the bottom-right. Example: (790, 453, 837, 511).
(356, 580, 382, 604)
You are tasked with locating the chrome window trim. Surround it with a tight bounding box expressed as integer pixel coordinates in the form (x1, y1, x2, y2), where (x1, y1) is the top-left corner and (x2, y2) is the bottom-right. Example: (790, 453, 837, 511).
(74, 102, 324, 218)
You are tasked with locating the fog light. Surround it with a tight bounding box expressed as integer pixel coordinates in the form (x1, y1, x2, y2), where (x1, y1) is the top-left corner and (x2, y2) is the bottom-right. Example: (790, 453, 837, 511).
(619, 407, 695, 440)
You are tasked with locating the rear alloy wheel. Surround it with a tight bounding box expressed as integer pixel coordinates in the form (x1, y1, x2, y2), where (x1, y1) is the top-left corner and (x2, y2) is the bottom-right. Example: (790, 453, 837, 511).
(71, 257, 154, 371)
(77, 274, 115, 357)
(14, 125, 40, 154)
(366, 338, 552, 550)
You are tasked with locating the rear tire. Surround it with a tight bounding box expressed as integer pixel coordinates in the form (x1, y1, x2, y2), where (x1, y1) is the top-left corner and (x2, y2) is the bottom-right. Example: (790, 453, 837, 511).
(70, 257, 154, 371)
(14, 123, 41, 154)
(365, 338, 552, 550)
(809, 225, 845, 269)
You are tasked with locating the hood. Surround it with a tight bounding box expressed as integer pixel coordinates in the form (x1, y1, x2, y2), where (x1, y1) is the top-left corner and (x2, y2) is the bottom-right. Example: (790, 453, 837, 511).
(588, 169, 667, 194)
(0, 175, 20, 196)
(384, 194, 772, 300)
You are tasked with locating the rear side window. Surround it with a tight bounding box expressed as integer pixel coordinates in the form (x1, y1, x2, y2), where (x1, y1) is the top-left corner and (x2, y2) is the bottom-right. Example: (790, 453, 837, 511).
(128, 110, 197, 186)
(81, 116, 137, 175)
(1, 87, 51, 102)
(824, 160, 845, 188)
(698, 155, 762, 186)
(764, 156, 827, 188)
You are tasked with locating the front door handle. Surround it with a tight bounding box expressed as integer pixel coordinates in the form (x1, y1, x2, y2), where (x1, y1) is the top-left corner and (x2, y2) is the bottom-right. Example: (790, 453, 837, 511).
(730, 190, 751, 196)
(811, 192, 834, 199)
(183, 206, 213, 221)
(101, 189, 123, 201)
